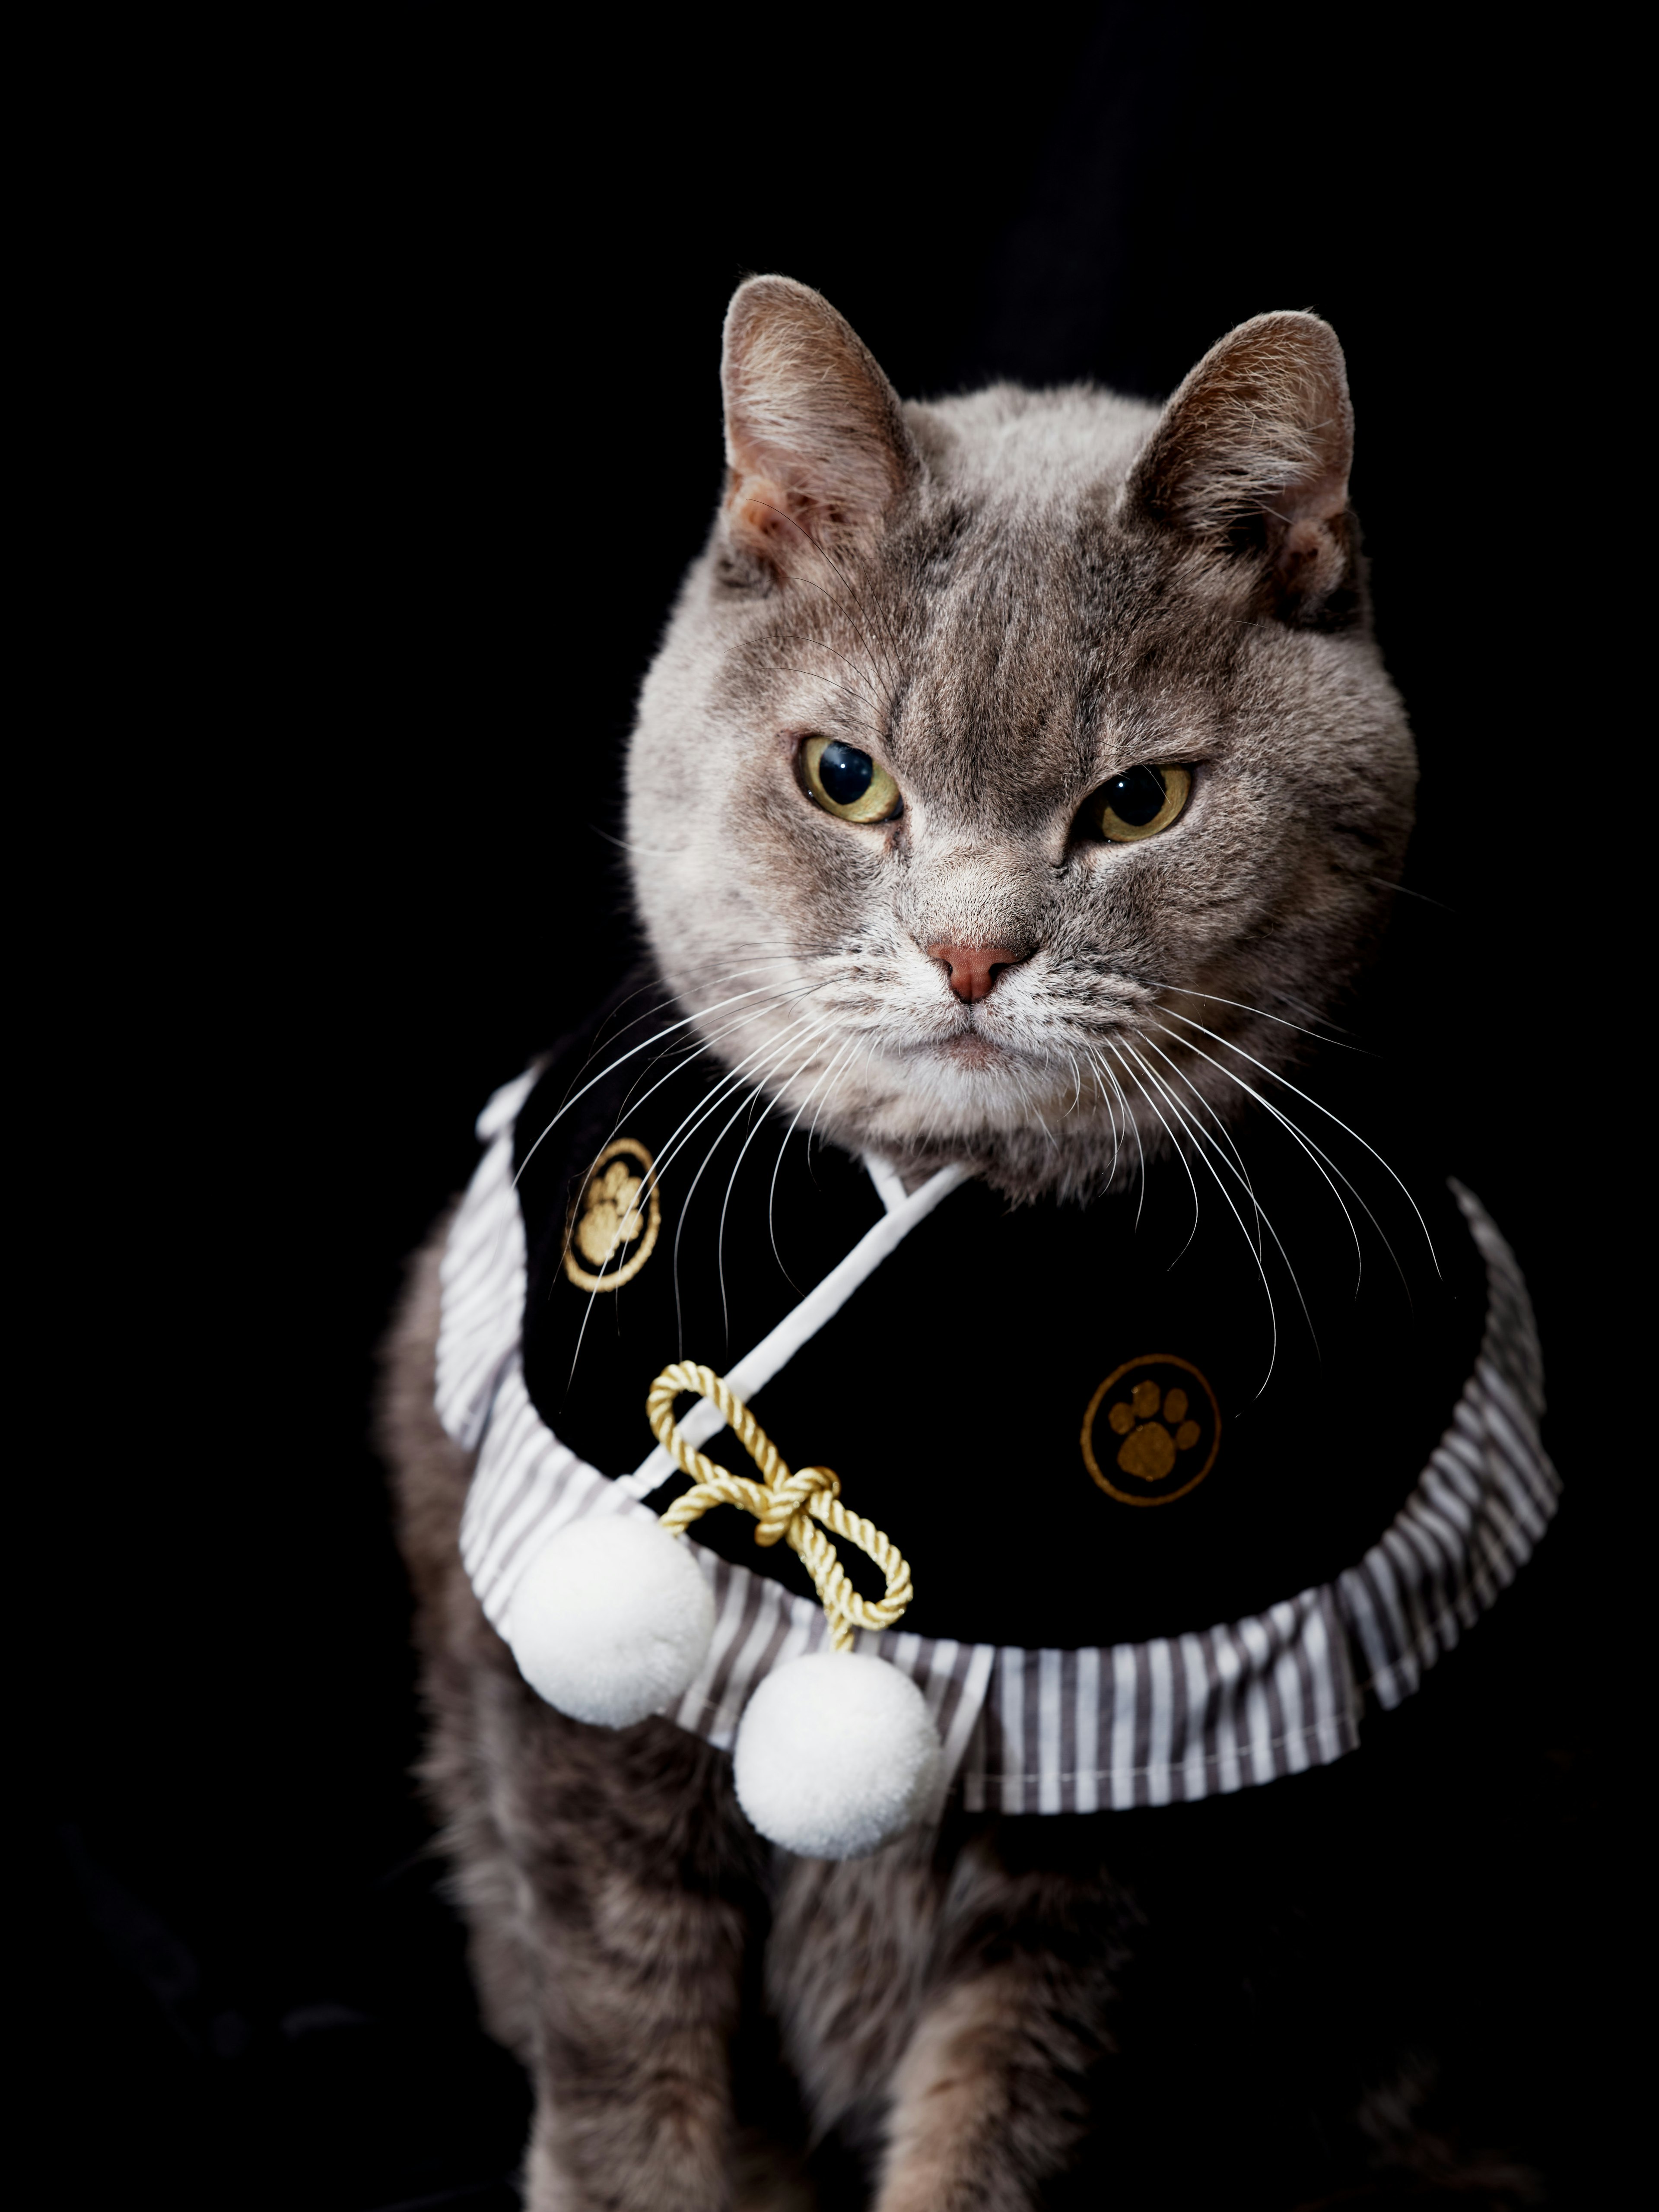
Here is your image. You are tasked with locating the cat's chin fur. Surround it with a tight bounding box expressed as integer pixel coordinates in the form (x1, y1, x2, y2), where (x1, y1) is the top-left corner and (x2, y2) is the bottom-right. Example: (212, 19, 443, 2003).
(741, 1038, 1177, 1207)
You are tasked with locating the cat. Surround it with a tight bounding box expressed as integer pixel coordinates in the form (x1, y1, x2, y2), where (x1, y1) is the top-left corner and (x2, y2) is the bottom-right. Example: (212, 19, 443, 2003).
(381, 277, 1555, 2208)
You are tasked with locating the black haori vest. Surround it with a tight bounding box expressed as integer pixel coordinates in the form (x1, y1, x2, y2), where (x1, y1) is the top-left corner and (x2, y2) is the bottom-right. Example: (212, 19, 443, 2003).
(437, 987, 1557, 1814)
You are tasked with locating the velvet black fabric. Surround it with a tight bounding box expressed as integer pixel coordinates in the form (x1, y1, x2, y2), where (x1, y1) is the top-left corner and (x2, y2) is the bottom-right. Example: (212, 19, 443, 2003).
(514, 978, 1488, 1650)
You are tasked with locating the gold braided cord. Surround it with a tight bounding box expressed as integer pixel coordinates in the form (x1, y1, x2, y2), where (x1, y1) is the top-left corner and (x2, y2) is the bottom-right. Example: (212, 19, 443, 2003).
(647, 1360, 914, 1654)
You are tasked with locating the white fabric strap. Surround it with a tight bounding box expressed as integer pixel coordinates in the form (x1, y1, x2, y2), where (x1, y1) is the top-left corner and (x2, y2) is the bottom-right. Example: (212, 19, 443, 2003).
(861, 1151, 912, 1218)
(619, 1160, 969, 1496)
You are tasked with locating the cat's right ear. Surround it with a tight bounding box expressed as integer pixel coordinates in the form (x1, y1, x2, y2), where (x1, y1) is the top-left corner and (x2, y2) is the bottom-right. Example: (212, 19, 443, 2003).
(721, 276, 918, 579)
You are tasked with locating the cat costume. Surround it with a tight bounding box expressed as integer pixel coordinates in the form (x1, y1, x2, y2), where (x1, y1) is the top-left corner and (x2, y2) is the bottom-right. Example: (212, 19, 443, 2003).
(436, 987, 1554, 1859)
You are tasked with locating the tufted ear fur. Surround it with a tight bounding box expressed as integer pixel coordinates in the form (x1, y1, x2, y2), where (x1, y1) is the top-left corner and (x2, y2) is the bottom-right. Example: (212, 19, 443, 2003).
(721, 275, 919, 578)
(1128, 311, 1356, 621)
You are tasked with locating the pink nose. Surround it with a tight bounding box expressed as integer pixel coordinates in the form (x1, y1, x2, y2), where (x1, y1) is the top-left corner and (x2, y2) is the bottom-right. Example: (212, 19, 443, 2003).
(926, 943, 1030, 1004)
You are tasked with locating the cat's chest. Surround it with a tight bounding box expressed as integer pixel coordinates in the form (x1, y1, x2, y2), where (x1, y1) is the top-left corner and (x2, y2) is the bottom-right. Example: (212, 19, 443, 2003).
(514, 1041, 1486, 1650)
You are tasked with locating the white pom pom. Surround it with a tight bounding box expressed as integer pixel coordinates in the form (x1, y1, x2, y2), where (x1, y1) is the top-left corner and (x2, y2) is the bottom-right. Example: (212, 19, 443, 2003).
(505, 1514, 715, 1727)
(732, 1651, 944, 1860)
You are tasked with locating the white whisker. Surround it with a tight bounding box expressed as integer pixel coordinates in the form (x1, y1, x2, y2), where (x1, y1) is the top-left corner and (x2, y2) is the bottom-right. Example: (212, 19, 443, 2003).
(1141, 977, 1367, 1053)
(516, 983, 795, 1186)
(1115, 1040, 1285, 1395)
(762, 1023, 877, 1281)
(1124, 1039, 1317, 1360)
(666, 1023, 825, 1353)
(581, 985, 832, 1179)
(1148, 1019, 1411, 1300)
(1157, 1006, 1438, 1275)
(1135, 1033, 1265, 1262)
(716, 1024, 832, 1337)
(562, 1006, 830, 1387)
(1106, 1042, 1201, 1265)
(1085, 1043, 1141, 1220)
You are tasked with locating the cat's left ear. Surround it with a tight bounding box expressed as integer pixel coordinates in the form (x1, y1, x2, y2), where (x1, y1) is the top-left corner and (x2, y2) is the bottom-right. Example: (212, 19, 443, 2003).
(1127, 311, 1355, 621)
(721, 275, 919, 578)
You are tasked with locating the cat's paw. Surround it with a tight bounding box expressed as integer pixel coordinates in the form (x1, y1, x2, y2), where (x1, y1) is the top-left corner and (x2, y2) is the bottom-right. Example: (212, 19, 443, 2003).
(1106, 1378, 1202, 1481)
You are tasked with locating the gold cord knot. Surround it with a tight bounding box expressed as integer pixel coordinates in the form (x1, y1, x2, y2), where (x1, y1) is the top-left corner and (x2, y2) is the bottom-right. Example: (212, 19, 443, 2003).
(646, 1361, 912, 1653)
(753, 1464, 839, 1547)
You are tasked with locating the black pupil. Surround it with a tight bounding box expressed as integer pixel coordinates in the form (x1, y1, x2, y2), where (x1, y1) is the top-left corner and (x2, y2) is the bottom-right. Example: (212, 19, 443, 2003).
(818, 741, 874, 806)
(1103, 766, 1166, 826)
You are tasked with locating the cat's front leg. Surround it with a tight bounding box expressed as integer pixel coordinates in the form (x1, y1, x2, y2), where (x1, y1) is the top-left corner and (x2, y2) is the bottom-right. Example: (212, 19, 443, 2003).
(870, 1968, 1103, 2212)
(870, 1828, 1133, 2212)
(472, 1663, 763, 2212)
(382, 1233, 763, 2209)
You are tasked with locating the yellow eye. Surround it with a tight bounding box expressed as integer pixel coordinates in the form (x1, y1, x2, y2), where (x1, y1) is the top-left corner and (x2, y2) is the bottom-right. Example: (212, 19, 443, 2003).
(802, 736, 903, 823)
(1090, 764, 1192, 842)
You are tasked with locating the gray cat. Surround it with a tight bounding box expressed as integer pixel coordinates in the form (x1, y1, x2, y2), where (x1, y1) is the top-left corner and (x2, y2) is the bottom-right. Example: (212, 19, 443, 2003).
(381, 278, 1549, 2208)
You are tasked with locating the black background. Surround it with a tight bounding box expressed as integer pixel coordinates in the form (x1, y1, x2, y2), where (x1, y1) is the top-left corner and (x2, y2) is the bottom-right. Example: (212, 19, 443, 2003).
(35, 10, 1632, 2206)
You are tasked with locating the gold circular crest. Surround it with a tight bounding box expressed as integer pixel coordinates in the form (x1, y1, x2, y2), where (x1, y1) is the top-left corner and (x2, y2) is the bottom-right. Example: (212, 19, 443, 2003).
(1081, 1354, 1221, 1507)
(563, 1137, 661, 1292)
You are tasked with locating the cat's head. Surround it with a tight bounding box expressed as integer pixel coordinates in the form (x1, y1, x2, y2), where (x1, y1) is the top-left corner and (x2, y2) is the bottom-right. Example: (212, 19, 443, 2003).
(626, 277, 1413, 1199)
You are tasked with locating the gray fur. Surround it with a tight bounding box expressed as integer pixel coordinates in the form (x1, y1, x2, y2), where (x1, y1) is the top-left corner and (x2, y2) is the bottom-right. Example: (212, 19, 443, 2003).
(383, 283, 1519, 2207)
(627, 276, 1411, 1203)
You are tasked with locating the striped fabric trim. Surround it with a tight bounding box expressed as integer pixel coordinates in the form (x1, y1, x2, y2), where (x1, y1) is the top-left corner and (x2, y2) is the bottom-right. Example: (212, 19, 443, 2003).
(434, 1069, 539, 1451)
(959, 1586, 1359, 1813)
(437, 1081, 1556, 1814)
(1335, 1183, 1557, 1712)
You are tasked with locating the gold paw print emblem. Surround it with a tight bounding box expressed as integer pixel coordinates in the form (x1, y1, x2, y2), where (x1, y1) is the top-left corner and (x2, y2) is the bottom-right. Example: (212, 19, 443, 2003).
(1081, 1355, 1220, 1507)
(563, 1138, 661, 1292)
